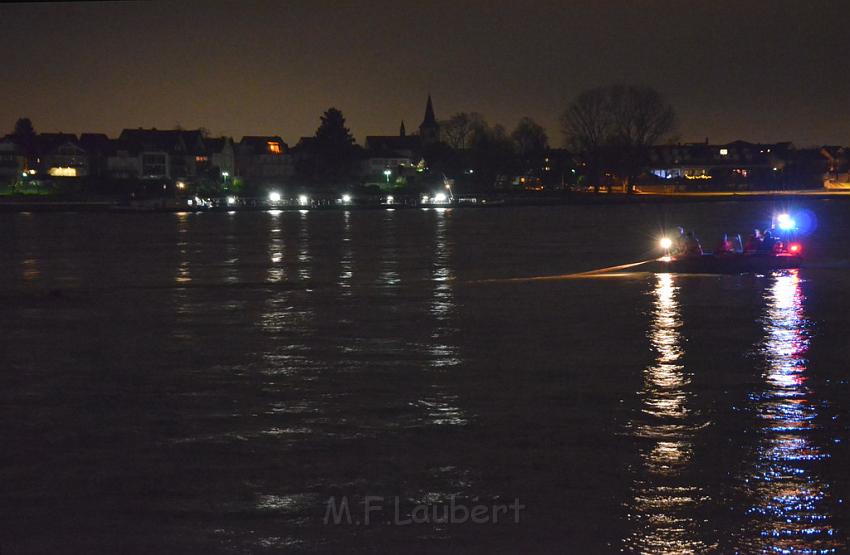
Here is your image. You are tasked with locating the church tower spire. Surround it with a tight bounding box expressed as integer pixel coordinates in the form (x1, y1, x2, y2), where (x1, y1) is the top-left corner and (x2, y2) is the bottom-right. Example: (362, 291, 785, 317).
(419, 94, 439, 146)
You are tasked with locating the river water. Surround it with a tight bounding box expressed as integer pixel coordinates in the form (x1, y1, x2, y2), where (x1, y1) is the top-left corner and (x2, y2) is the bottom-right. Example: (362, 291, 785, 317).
(1, 201, 849, 553)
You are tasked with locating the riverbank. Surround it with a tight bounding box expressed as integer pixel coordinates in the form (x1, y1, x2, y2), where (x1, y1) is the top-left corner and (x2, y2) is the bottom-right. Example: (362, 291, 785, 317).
(2, 189, 850, 212)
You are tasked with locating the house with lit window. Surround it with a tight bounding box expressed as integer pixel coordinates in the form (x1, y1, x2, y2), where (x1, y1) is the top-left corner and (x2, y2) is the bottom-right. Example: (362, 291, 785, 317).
(38, 133, 89, 177)
(235, 136, 293, 181)
(645, 140, 795, 190)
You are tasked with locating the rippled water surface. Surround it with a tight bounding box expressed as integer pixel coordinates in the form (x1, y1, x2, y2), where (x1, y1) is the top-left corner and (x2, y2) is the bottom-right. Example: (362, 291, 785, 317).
(1, 202, 849, 553)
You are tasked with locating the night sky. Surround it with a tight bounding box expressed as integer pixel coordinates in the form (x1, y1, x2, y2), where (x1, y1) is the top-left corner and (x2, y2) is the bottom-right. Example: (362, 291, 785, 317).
(4, 0, 848, 147)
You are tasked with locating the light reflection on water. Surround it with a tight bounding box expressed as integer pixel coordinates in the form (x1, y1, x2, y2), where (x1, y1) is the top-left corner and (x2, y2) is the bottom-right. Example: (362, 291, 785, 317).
(21, 257, 40, 282)
(338, 210, 353, 295)
(172, 212, 196, 342)
(738, 269, 838, 553)
(5, 205, 849, 553)
(266, 210, 285, 283)
(298, 210, 311, 281)
(625, 273, 713, 553)
(429, 210, 459, 365)
(421, 210, 466, 426)
(174, 212, 191, 285)
(377, 210, 400, 290)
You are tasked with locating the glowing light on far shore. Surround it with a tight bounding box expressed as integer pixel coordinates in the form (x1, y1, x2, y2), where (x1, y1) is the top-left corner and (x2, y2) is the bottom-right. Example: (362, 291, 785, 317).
(660, 237, 673, 250)
(226, 196, 236, 205)
(268, 191, 281, 203)
(298, 194, 309, 206)
(48, 167, 77, 177)
(341, 194, 352, 204)
(434, 192, 447, 203)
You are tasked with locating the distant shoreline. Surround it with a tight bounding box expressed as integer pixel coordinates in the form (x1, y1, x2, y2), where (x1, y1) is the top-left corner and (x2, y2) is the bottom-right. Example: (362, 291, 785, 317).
(2, 190, 849, 213)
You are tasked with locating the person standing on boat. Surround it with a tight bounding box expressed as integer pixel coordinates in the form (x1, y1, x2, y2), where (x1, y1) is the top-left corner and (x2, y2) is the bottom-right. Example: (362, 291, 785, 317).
(760, 230, 777, 253)
(715, 233, 734, 255)
(684, 231, 703, 256)
(733, 234, 744, 253)
(672, 226, 687, 256)
(744, 229, 763, 253)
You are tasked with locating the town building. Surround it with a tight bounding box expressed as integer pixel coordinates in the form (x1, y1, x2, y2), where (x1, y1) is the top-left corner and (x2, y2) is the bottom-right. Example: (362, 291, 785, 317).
(38, 133, 89, 177)
(235, 136, 293, 182)
(360, 96, 440, 183)
(644, 140, 826, 190)
(80, 133, 111, 178)
(115, 128, 208, 179)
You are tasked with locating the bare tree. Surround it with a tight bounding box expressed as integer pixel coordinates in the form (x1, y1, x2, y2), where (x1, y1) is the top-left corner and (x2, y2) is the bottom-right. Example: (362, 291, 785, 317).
(441, 112, 487, 150)
(511, 116, 549, 158)
(560, 85, 676, 192)
(560, 87, 613, 191)
(608, 85, 676, 192)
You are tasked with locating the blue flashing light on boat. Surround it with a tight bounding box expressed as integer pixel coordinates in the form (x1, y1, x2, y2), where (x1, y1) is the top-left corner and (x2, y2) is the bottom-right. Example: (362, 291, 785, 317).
(777, 213, 796, 231)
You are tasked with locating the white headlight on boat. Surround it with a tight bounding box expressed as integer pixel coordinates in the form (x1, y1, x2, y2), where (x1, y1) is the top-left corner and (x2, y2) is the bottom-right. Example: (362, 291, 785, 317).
(660, 237, 673, 250)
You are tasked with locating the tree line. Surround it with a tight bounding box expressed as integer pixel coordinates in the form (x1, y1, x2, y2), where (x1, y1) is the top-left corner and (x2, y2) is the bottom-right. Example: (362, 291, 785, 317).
(296, 84, 676, 192)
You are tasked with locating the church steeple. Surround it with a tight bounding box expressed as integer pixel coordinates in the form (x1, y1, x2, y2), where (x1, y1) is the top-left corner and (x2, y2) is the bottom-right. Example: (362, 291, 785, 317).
(420, 94, 436, 128)
(419, 94, 439, 146)
(399, 120, 406, 137)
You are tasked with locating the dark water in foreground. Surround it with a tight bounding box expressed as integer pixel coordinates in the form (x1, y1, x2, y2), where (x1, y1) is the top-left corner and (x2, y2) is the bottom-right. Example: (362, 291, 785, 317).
(1, 202, 849, 554)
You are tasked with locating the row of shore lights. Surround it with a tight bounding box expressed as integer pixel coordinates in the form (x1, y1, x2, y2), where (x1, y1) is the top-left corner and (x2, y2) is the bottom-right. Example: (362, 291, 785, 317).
(267, 191, 452, 206)
(268, 192, 351, 206)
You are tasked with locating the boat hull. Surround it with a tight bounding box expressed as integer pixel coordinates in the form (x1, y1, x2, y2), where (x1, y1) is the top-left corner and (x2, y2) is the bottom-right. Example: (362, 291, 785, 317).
(649, 253, 802, 274)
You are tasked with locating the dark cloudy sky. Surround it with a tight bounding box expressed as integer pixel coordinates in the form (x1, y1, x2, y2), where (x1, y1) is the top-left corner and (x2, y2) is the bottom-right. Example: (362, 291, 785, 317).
(3, 0, 848, 147)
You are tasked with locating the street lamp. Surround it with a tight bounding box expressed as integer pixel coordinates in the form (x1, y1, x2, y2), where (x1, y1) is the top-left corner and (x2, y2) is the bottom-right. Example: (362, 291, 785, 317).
(383, 168, 392, 183)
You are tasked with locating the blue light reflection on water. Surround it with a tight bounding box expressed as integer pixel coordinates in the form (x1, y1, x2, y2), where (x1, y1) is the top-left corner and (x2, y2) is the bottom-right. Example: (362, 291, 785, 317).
(740, 269, 838, 554)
